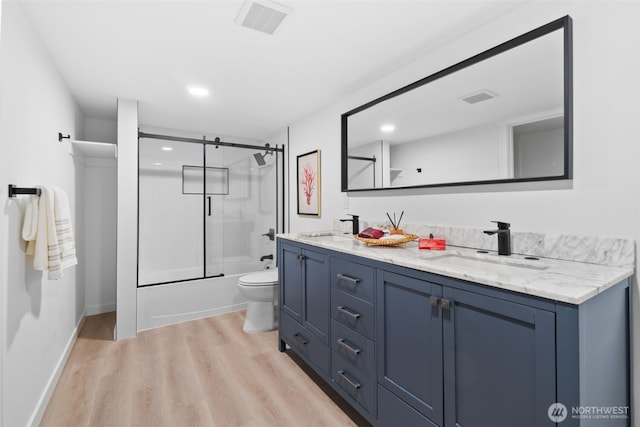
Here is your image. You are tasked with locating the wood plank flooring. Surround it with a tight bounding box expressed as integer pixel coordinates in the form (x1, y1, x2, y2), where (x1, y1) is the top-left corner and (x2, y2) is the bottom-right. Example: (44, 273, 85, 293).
(41, 311, 372, 427)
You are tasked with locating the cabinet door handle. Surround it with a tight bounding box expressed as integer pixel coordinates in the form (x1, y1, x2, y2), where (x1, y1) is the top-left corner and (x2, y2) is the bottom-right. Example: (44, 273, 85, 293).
(336, 306, 361, 319)
(441, 299, 451, 311)
(429, 296, 439, 307)
(336, 273, 361, 284)
(297, 254, 305, 261)
(337, 370, 361, 390)
(293, 332, 308, 345)
(337, 338, 361, 355)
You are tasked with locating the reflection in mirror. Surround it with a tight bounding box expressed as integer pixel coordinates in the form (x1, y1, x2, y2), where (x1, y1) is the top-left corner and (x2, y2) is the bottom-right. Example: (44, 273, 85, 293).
(342, 16, 572, 191)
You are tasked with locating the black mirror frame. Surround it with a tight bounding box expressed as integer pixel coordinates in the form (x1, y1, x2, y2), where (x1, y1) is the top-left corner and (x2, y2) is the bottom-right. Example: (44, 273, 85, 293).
(341, 15, 572, 192)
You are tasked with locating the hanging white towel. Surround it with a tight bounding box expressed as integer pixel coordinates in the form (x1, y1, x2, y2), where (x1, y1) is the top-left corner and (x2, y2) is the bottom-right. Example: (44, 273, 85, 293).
(22, 192, 40, 245)
(52, 186, 77, 277)
(23, 185, 49, 269)
(22, 185, 77, 280)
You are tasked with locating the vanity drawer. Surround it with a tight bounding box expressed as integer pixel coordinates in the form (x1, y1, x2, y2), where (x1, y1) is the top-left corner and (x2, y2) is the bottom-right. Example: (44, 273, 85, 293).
(280, 313, 329, 376)
(331, 289, 375, 340)
(331, 257, 375, 303)
(331, 320, 375, 377)
(332, 350, 376, 415)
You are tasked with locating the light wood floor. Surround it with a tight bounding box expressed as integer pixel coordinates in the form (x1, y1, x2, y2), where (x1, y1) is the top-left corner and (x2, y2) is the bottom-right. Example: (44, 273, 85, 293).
(41, 311, 372, 427)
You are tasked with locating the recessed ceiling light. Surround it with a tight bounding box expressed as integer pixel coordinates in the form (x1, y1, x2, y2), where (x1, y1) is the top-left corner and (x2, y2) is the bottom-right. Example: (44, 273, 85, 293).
(187, 86, 209, 97)
(381, 124, 395, 132)
(161, 147, 173, 151)
(154, 162, 163, 166)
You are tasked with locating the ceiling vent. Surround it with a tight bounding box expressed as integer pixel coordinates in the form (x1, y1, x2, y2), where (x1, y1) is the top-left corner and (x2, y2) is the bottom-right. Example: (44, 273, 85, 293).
(460, 90, 499, 105)
(235, 0, 292, 35)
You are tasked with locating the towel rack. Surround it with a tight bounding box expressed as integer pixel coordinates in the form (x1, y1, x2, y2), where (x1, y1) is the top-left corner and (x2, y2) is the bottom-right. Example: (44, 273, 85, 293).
(8, 184, 40, 198)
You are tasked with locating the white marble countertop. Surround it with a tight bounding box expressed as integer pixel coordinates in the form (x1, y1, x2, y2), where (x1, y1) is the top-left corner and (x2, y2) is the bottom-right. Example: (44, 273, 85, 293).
(278, 232, 634, 305)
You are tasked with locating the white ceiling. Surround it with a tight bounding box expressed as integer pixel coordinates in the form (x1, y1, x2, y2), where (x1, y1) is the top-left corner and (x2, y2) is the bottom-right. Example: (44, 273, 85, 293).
(17, 0, 525, 140)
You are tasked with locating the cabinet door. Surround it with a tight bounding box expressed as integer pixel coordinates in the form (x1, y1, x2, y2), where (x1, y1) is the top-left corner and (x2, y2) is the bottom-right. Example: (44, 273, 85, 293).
(443, 287, 556, 427)
(377, 270, 444, 426)
(280, 242, 303, 323)
(302, 248, 330, 343)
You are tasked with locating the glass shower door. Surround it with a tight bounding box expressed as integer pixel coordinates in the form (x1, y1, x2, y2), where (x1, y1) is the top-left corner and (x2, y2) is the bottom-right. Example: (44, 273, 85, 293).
(138, 138, 204, 285)
(204, 143, 277, 277)
(139, 134, 279, 286)
(203, 144, 226, 277)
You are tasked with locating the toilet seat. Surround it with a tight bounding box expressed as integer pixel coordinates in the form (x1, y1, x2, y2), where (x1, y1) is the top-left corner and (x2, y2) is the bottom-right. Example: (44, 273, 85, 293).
(238, 269, 278, 287)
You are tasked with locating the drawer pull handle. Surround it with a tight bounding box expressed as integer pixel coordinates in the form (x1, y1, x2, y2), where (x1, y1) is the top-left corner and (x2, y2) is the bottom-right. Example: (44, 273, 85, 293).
(337, 370, 361, 390)
(293, 333, 308, 345)
(337, 273, 361, 284)
(337, 306, 361, 320)
(337, 338, 361, 355)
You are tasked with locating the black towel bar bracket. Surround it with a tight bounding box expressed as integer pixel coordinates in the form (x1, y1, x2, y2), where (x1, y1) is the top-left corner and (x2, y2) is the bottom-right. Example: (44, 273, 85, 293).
(8, 184, 40, 198)
(58, 132, 70, 142)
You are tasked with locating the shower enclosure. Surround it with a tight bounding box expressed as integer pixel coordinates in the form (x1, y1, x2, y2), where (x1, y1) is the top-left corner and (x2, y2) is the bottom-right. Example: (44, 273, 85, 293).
(137, 131, 283, 287)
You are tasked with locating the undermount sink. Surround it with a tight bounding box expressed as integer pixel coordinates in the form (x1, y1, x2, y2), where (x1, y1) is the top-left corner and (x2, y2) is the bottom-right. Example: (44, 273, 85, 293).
(299, 232, 353, 242)
(427, 254, 548, 276)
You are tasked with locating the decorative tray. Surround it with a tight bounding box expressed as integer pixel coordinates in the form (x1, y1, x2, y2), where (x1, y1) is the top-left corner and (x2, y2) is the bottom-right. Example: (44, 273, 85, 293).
(354, 234, 419, 246)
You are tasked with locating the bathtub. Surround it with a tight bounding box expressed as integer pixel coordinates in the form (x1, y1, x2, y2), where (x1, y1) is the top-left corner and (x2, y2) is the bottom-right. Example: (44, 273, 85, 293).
(137, 258, 274, 331)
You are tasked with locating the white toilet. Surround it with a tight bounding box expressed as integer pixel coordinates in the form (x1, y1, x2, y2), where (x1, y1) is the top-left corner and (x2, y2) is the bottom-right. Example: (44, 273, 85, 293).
(237, 269, 279, 333)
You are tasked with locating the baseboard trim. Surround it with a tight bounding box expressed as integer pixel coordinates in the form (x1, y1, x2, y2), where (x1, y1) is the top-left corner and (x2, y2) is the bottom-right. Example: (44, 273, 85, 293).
(29, 309, 87, 427)
(87, 303, 116, 316)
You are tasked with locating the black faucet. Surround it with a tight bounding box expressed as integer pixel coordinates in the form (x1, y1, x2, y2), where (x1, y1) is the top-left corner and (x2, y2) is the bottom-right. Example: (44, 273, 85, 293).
(260, 254, 273, 262)
(483, 221, 511, 256)
(340, 214, 360, 235)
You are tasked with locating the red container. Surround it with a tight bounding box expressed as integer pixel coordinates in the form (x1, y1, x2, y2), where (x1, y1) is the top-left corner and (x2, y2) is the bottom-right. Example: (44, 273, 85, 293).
(419, 238, 446, 250)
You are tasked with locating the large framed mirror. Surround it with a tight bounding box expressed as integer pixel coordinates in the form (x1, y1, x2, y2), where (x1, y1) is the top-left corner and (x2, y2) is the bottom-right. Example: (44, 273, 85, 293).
(341, 16, 572, 192)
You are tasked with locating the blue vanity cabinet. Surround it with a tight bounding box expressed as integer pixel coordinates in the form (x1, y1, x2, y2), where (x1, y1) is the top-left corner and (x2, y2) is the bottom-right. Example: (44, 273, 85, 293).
(280, 241, 303, 323)
(278, 240, 331, 376)
(376, 269, 444, 426)
(277, 238, 630, 427)
(376, 268, 557, 427)
(442, 286, 556, 427)
(302, 247, 330, 343)
(330, 256, 377, 416)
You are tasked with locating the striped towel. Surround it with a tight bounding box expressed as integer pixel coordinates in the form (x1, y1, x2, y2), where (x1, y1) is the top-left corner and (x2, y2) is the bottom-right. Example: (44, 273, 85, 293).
(23, 185, 77, 279)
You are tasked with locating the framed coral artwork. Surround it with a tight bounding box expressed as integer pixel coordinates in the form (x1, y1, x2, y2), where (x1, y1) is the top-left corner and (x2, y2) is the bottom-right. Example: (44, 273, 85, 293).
(297, 149, 321, 216)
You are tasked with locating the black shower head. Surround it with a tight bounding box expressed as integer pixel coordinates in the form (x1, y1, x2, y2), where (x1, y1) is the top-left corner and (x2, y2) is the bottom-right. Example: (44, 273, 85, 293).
(253, 147, 273, 166)
(254, 152, 266, 166)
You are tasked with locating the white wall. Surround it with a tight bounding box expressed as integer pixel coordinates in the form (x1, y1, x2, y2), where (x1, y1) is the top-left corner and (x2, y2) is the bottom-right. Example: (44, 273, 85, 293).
(85, 117, 117, 144)
(83, 157, 116, 315)
(83, 118, 117, 315)
(284, 0, 640, 416)
(390, 123, 500, 187)
(0, 2, 85, 426)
